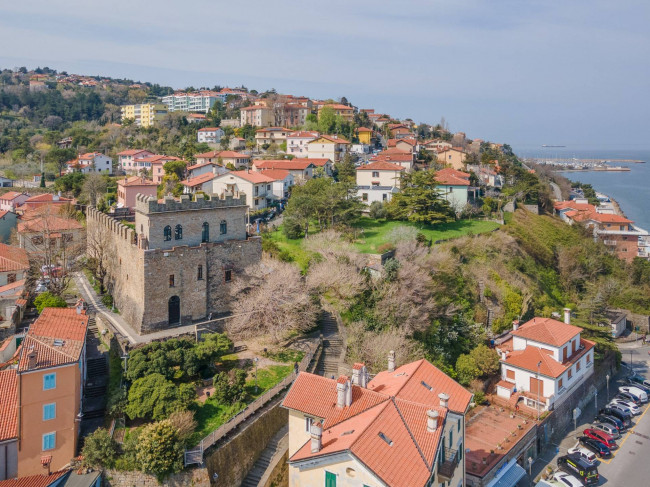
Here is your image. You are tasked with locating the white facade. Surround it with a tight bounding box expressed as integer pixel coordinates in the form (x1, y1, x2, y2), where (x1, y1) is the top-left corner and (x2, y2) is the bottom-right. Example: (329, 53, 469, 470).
(67, 153, 113, 174)
(287, 132, 319, 156)
(437, 184, 469, 211)
(197, 128, 225, 144)
(161, 92, 220, 113)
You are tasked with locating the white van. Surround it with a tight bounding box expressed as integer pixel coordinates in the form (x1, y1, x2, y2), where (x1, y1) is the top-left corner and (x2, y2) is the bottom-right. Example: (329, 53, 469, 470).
(567, 446, 598, 466)
(620, 386, 648, 403)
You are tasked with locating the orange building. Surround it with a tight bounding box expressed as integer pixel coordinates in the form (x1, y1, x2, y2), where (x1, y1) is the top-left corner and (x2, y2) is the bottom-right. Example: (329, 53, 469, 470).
(16, 307, 88, 477)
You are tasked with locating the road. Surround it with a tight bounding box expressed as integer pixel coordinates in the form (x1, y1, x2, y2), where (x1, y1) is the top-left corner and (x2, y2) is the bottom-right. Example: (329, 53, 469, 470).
(549, 181, 562, 201)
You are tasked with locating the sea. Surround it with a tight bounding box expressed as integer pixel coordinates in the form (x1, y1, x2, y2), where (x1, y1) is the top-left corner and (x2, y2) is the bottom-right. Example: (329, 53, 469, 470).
(513, 146, 650, 231)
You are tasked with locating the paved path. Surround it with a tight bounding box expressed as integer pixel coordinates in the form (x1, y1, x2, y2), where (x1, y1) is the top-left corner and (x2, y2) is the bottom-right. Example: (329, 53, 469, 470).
(315, 310, 344, 378)
(549, 181, 562, 201)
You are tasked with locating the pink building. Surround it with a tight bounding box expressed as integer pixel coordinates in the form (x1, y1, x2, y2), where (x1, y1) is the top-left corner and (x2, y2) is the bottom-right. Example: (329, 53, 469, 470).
(117, 176, 158, 209)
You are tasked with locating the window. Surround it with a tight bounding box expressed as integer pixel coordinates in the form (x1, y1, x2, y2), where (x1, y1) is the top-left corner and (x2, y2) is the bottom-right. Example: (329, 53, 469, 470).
(164, 225, 172, 241)
(382, 193, 388, 201)
(267, 184, 271, 190)
(220, 220, 227, 235)
(362, 193, 368, 202)
(558, 378, 563, 389)
(43, 373, 56, 390)
(31, 236, 44, 245)
(372, 171, 379, 178)
(224, 269, 232, 282)
(174, 224, 183, 240)
(63, 233, 73, 242)
(305, 416, 312, 432)
(506, 369, 515, 380)
(568, 368, 573, 379)
(7, 273, 16, 284)
(43, 403, 56, 421)
(449, 429, 453, 447)
(325, 471, 336, 487)
(202, 222, 209, 242)
(576, 360, 581, 371)
(169, 274, 175, 287)
(42, 432, 56, 451)
(587, 352, 592, 363)
(197, 265, 203, 280)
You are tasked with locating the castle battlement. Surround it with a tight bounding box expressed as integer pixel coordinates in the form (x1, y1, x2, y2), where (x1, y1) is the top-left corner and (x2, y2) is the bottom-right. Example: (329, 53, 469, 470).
(135, 192, 247, 215)
(87, 206, 137, 246)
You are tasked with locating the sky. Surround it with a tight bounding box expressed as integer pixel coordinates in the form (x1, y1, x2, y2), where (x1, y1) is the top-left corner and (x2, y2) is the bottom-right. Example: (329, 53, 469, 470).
(1, 0, 649, 148)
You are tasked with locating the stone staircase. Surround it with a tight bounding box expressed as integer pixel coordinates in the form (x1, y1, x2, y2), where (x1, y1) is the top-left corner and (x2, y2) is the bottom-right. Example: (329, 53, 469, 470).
(315, 311, 343, 378)
(240, 425, 288, 487)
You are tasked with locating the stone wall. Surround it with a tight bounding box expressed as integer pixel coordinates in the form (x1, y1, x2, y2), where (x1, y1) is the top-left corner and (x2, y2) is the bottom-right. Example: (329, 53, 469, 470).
(205, 400, 288, 487)
(615, 308, 650, 334)
(104, 467, 210, 487)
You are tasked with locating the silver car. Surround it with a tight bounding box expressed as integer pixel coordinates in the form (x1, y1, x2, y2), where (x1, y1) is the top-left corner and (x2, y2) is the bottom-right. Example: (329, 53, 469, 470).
(591, 422, 620, 439)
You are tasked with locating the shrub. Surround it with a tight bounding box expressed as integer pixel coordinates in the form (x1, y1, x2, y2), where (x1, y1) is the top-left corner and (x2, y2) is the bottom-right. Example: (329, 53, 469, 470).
(81, 428, 118, 469)
(213, 369, 247, 403)
(34, 292, 67, 313)
(282, 217, 304, 239)
(126, 373, 195, 421)
(456, 353, 480, 385)
(101, 294, 114, 308)
(376, 242, 395, 254)
(106, 388, 127, 418)
(136, 420, 184, 481)
(168, 410, 197, 444)
(368, 201, 387, 219)
(473, 391, 486, 405)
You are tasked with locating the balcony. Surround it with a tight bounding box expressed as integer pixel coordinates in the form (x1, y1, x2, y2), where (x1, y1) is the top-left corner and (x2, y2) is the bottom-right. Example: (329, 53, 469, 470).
(437, 448, 459, 482)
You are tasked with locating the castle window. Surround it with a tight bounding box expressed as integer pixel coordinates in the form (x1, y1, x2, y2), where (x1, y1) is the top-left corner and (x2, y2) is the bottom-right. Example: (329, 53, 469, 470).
(220, 220, 227, 235)
(174, 224, 183, 240)
(202, 222, 209, 242)
(164, 225, 172, 241)
(197, 265, 203, 280)
(169, 275, 175, 287)
(224, 269, 232, 282)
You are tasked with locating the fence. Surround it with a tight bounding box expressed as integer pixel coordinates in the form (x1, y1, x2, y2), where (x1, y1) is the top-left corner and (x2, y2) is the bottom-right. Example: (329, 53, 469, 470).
(184, 338, 322, 466)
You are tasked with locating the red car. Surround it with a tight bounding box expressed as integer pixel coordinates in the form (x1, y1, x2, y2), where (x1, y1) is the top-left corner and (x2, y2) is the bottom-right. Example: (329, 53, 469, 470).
(583, 428, 617, 450)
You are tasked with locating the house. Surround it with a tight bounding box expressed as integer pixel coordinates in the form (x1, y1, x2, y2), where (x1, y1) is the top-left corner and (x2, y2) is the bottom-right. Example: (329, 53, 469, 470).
(0, 177, 14, 188)
(465, 165, 504, 189)
(187, 160, 229, 180)
(318, 103, 354, 122)
(437, 148, 468, 170)
(287, 131, 319, 157)
(229, 137, 246, 150)
(180, 172, 218, 194)
(240, 105, 274, 127)
(0, 243, 29, 287)
(372, 149, 415, 171)
(14, 307, 89, 476)
(422, 140, 452, 152)
(212, 170, 277, 210)
(307, 135, 350, 163)
(553, 199, 596, 222)
(387, 137, 418, 153)
(0, 368, 17, 480)
(357, 127, 372, 145)
(121, 103, 168, 127)
(282, 356, 472, 487)
(66, 153, 112, 175)
(388, 124, 411, 138)
(252, 159, 316, 182)
(495, 312, 596, 412)
(19, 194, 74, 212)
(117, 149, 155, 173)
(258, 169, 294, 200)
(116, 176, 158, 209)
(293, 158, 333, 177)
(356, 160, 404, 205)
(255, 127, 293, 149)
(185, 113, 206, 123)
(0, 192, 29, 213)
(194, 150, 250, 169)
(161, 91, 221, 113)
(603, 310, 627, 338)
(142, 156, 184, 184)
(435, 168, 471, 211)
(197, 127, 225, 144)
(17, 212, 85, 254)
(0, 211, 18, 244)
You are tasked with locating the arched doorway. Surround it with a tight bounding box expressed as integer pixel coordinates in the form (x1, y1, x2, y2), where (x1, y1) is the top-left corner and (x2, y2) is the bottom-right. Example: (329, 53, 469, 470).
(168, 296, 180, 324)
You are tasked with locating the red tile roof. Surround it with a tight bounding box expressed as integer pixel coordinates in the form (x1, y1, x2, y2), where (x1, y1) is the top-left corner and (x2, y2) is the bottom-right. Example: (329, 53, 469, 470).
(180, 172, 217, 187)
(257, 169, 290, 181)
(287, 131, 319, 138)
(253, 160, 314, 170)
(0, 470, 68, 487)
(312, 135, 350, 144)
(226, 171, 277, 184)
(0, 243, 29, 272)
(585, 212, 633, 224)
(17, 215, 84, 234)
(357, 161, 405, 171)
(554, 201, 596, 212)
(322, 104, 353, 111)
(23, 194, 73, 204)
(0, 369, 17, 442)
(511, 317, 582, 347)
(117, 176, 158, 187)
(435, 168, 470, 186)
(195, 150, 250, 160)
(504, 346, 567, 379)
(0, 191, 26, 201)
(357, 127, 372, 132)
(292, 158, 330, 167)
(117, 149, 151, 156)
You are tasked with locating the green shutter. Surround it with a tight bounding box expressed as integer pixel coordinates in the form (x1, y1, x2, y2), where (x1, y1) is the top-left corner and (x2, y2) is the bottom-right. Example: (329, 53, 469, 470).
(325, 471, 336, 487)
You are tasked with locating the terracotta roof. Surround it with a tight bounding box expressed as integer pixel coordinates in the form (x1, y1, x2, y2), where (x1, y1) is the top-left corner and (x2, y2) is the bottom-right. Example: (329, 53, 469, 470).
(226, 171, 277, 184)
(181, 172, 217, 187)
(23, 194, 73, 204)
(435, 168, 470, 186)
(511, 317, 582, 347)
(117, 176, 157, 187)
(0, 210, 9, 219)
(554, 201, 596, 212)
(17, 215, 83, 234)
(586, 212, 633, 224)
(195, 150, 250, 160)
(503, 345, 567, 379)
(257, 169, 290, 181)
(311, 135, 350, 144)
(287, 131, 319, 138)
(357, 127, 372, 132)
(495, 380, 515, 390)
(256, 127, 292, 133)
(0, 470, 68, 487)
(357, 161, 405, 171)
(29, 307, 89, 342)
(0, 279, 26, 295)
(117, 149, 151, 156)
(77, 152, 104, 160)
(0, 369, 17, 442)
(253, 160, 314, 170)
(293, 158, 330, 167)
(197, 127, 221, 132)
(0, 191, 26, 201)
(373, 152, 413, 163)
(322, 104, 353, 111)
(0, 243, 29, 272)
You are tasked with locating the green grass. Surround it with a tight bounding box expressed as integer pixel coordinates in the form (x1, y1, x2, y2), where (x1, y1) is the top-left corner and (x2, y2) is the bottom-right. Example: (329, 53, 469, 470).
(264, 228, 320, 271)
(262, 348, 305, 363)
(245, 364, 293, 399)
(352, 218, 501, 253)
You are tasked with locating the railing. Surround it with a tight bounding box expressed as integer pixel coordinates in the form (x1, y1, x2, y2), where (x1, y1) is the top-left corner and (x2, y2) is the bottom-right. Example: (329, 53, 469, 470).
(184, 339, 322, 466)
(437, 448, 459, 481)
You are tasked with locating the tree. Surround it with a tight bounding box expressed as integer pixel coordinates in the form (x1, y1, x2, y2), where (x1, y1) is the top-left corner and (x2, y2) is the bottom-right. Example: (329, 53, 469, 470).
(387, 170, 453, 225)
(34, 292, 67, 313)
(469, 344, 500, 376)
(213, 369, 247, 403)
(369, 201, 388, 219)
(45, 147, 76, 176)
(167, 410, 197, 443)
(82, 173, 108, 206)
(86, 222, 111, 294)
(318, 106, 336, 134)
(81, 428, 118, 469)
(163, 160, 187, 180)
(136, 420, 184, 480)
(126, 373, 195, 421)
(455, 353, 480, 385)
(336, 153, 356, 184)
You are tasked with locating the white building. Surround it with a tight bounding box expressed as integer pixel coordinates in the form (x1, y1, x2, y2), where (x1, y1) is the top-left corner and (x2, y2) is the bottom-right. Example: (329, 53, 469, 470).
(212, 170, 276, 210)
(66, 152, 112, 174)
(286, 131, 319, 157)
(307, 135, 350, 163)
(197, 127, 225, 144)
(161, 91, 221, 113)
(117, 149, 155, 173)
(356, 160, 404, 205)
(496, 312, 596, 412)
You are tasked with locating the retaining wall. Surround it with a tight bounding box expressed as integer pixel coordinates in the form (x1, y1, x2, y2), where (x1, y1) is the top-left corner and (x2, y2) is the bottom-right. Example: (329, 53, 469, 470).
(103, 467, 210, 487)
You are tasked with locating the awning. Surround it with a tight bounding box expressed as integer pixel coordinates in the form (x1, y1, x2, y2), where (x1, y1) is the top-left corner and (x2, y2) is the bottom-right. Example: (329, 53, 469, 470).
(488, 462, 527, 487)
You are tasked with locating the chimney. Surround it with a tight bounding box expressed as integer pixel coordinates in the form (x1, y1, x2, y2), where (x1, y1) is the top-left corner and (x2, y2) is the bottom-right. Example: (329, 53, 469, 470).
(310, 421, 322, 453)
(439, 392, 450, 409)
(345, 377, 352, 407)
(352, 363, 368, 388)
(501, 351, 507, 360)
(336, 376, 348, 408)
(27, 349, 38, 369)
(388, 350, 396, 372)
(75, 299, 84, 315)
(512, 320, 520, 331)
(427, 409, 439, 433)
(563, 308, 571, 325)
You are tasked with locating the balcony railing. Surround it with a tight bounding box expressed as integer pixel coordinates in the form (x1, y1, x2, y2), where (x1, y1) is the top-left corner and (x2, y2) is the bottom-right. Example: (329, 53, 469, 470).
(437, 448, 459, 481)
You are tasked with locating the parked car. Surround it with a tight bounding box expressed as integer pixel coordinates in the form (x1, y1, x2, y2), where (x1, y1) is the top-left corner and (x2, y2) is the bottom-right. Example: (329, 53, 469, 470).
(616, 390, 643, 405)
(600, 406, 632, 426)
(620, 385, 648, 402)
(594, 413, 625, 431)
(628, 374, 650, 389)
(591, 422, 620, 439)
(578, 436, 612, 458)
(567, 447, 598, 466)
(553, 470, 587, 487)
(583, 428, 617, 450)
(626, 380, 650, 394)
(610, 397, 641, 415)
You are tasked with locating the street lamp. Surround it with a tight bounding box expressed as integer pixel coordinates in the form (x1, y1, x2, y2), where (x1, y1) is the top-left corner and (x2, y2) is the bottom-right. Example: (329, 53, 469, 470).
(254, 357, 259, 394)
(606, 374, 610, 402)
(537, 361, 542, 421)
(528, 457, 533, 485)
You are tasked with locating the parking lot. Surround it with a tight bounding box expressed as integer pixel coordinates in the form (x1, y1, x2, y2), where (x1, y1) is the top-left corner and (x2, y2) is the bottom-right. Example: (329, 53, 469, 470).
(534, 342, 650, 485)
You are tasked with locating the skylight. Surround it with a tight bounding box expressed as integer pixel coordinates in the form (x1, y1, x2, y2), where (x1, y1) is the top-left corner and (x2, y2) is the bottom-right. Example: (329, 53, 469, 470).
(341, 430, 355, 437)
(378, 432, 393, 446)
(421, 380, 433, 391)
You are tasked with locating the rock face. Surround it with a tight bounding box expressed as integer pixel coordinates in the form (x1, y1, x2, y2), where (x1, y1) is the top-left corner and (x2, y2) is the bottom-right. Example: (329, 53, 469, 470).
(104, 467, 211, 487)
(86, 193, 261, 335)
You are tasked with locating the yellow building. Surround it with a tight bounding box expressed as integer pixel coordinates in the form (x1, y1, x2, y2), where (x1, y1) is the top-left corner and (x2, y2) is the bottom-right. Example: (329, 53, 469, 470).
(357, 127, 372, 145)
(318, 104, 355, 122)
(282, 357, 473, 487)
(437, 147, 468, 171)
(121, 103, 168, 127)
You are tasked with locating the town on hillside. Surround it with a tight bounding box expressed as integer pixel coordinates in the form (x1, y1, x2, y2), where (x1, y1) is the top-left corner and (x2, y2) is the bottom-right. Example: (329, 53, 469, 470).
(0, 66, 649, 487)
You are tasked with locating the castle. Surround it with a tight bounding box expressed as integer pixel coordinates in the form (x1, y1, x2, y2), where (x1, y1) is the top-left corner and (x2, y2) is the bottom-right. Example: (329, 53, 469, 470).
(86, 193, 261, 334)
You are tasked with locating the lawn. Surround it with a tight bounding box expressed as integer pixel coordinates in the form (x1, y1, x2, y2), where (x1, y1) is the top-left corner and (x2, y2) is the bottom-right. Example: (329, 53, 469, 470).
(264, 227, 321, 271)
(352, 218, 501, 253)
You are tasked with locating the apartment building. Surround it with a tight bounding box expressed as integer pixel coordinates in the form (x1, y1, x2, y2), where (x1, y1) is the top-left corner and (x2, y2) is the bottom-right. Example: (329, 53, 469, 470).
(121, 103, 168, 127)
(437, 148, 468, 171)
(117, 176, 158, 209)
(240, 105, 274, 127)
(197, 127, 225, 144)
(193, 150, 250, 169)
(287, 131, 319, 156)
(116, 150, 155, 173)
(66, 153, 112, 175)
(212, 170, 277, 210)
(252, 159, 316, 182)
(0, 192, 29, 213)
(161, 91, 221, 113)
(255, 127, 293, 149)
(356, 160, 404, 205)
(317, 103, 354, 122)
(307, 135, 350, 163)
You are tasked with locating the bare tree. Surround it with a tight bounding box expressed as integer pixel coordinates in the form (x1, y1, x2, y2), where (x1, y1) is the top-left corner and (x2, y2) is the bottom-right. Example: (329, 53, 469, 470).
(82, 173, 108, 206)
(86, 222, 111, 294)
